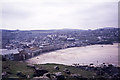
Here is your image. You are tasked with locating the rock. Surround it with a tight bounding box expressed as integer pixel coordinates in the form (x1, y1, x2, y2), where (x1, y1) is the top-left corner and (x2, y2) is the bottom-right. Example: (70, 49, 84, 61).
(16, 71, 22, 76)
(54, 72, 65, 80)
(108, 64, 113, 68)
(27, 64, 35, 68)
(2, 72, 7, 77)
(2, 57, 6, 61)
(16, 71, 27, 78)
(39, 76, 50, 80)
(54, 66, 59, 70)
(63, 68, 70, 74)
(90, 63, 94, 66)
(27, 75, 30, 78)
(3, 66, 9, 69)
(34, 67, 48, 76)
(31, 76, 50, 80)
(44, 72, 51, 78)
(70, 74, 81, 78)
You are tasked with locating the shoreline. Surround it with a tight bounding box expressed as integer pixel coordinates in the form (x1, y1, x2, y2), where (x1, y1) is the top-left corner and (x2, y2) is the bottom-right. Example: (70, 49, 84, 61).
(25, 42, 119, 59)
(26, 43, 119, 66)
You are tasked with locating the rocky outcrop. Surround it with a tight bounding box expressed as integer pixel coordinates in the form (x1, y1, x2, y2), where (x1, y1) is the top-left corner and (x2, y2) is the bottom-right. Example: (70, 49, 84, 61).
(54, 66, 59, 70)
(70, 74, 82, 79)
(63, 68, 70, 74)
(53, 72, 65, 80)
(27, 64, 35, 68)
(31, 76, 50, 80)
(34, 67, 48, 77)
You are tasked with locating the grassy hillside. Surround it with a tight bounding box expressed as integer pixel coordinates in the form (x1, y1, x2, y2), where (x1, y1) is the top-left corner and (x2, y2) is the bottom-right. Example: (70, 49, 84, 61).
(2, 60, 96, 80)
(2, 60, 120, 80)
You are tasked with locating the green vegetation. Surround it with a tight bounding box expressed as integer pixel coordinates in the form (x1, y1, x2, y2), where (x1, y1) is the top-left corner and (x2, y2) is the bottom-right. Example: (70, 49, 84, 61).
(2, 60, 120, 80)
(2, 61, 34, 78)
(35, 63, 95, 78)
(2, 61, 96, 79)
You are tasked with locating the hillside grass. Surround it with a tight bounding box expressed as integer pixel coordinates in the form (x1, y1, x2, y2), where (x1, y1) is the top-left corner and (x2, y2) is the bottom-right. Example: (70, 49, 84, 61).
(35, 63, 95, 78)
(2, 61, 96, 79)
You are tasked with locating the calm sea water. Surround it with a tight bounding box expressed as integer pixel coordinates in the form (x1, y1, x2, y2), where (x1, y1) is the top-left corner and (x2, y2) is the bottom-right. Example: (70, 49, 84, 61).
(26, 43, 119, 66)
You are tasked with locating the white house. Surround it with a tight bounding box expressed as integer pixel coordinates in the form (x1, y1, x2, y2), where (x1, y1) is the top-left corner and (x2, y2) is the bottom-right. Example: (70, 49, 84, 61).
(0, 49, 19, 60)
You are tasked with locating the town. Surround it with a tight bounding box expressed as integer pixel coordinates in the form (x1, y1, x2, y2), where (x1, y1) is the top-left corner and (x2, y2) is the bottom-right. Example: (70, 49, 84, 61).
(1, 28, 120, 61)
(1, 27, 120, 80)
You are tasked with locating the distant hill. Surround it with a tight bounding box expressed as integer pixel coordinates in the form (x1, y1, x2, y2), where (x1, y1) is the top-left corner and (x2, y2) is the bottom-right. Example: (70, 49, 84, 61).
(1, 27, 120, 48)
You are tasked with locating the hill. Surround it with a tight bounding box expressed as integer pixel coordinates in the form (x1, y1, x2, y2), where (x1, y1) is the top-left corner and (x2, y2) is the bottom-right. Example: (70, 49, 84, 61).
(2, 60, 120, 80)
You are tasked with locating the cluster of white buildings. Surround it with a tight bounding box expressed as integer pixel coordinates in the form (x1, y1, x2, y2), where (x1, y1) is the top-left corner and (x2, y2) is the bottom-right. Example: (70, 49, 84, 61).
(1, 42, 76, 61)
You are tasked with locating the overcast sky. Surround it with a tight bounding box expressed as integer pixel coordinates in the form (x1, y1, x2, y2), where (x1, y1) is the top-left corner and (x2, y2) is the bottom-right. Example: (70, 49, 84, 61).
(1, 0, 119, 30)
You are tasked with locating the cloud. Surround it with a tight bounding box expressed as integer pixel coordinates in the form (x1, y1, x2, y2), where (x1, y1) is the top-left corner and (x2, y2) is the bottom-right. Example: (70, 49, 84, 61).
(2, 5, 30, 20)
(1, 0, 118, 30)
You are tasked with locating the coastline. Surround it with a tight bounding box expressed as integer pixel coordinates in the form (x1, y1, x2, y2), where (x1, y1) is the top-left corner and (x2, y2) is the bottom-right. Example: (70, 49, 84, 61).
(26, 43, 119, 66)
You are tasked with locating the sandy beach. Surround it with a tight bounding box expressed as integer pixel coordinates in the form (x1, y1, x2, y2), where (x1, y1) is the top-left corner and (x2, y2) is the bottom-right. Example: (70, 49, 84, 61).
(26, 43, 119, 66)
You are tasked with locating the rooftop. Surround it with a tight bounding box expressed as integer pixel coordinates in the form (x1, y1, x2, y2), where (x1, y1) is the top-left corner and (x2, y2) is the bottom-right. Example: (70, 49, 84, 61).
(0, 49, 19, 55)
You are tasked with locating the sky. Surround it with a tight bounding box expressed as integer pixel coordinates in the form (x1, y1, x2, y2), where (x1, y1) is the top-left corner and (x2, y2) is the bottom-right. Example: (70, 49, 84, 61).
(1, 0, 119, 30)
